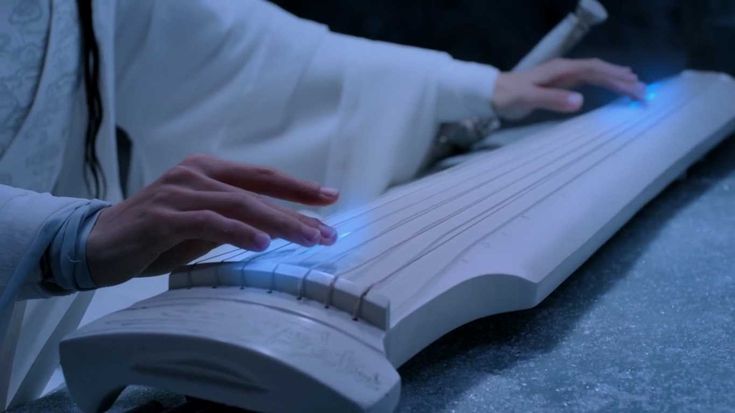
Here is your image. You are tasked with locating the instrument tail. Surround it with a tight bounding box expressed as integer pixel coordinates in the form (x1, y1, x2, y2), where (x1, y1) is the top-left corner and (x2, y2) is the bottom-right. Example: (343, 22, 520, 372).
(60, 290, 400, 413)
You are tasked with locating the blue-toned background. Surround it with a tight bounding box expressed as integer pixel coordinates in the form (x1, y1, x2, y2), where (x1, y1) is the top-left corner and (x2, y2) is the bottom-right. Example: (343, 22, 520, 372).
(272, 0, 735, 111)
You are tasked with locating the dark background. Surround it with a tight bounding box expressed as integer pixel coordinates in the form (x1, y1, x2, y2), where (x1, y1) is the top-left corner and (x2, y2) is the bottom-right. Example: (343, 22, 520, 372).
(272, 0, 735, 110)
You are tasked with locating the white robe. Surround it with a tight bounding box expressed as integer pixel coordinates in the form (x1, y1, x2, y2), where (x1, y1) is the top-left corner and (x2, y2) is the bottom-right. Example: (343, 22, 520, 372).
(0, 0, 498, 408)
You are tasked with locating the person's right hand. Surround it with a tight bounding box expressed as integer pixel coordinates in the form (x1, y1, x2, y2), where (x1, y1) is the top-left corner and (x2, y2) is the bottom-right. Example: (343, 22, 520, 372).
(86, 154, 340, 287)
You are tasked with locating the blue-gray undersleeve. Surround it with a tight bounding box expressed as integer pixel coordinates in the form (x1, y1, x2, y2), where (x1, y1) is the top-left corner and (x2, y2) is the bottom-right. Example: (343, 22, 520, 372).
(47, 201, 109, 292)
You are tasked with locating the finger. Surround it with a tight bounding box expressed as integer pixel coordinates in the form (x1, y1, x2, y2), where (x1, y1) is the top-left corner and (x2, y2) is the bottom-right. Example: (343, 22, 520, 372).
(174, 190, 325, 247)
(171, 210, 272, 252)
(533, 58, 629, 84)
(559, 68, 644, 100)
(598, 78, 646, 100)
(156, 171, 337, 246)
(580, 58, 637, 82)
(140, 240, 219, 276)
(182, 155, 340, 206)
(526, 87, 584, 113)
(264, 200, 338, 245)
(551, 67, 638, 90)
(539, 59, 645, 100)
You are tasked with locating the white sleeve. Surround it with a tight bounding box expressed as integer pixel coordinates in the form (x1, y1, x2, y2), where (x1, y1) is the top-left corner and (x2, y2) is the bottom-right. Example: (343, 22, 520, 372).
(0, 183, 101, 408)
(0, 186, 79, 303)
(113, 0, 498, 209)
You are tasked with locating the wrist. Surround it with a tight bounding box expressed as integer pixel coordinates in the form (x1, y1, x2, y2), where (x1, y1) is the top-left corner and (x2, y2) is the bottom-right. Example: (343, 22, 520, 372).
(86, 207, 136, 288)
(41, 200, 111, 294)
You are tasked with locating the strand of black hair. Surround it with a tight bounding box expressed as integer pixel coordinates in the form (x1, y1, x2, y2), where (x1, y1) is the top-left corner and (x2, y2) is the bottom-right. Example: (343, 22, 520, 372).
(76, 0, 106, 199)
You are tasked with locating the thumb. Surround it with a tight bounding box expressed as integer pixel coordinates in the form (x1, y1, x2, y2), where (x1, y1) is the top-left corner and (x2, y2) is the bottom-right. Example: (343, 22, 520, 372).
(528, 87, 584, 113)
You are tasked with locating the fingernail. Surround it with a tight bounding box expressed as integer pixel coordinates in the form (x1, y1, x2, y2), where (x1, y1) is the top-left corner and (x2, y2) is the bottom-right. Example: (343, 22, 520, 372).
(318, 224, 337, 245)
(253, 233, 271, 251)
(303, 227, 321, 245)
(319, 186, 340, 200)
(636, 82, 647, 100)
(567, 93, 583, 108)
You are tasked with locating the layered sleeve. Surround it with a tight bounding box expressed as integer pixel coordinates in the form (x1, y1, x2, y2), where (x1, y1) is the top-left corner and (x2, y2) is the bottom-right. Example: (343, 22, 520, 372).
(113, 0, 498, 209)
(0, 184, 109, 409)
(0, 185, 108, 306)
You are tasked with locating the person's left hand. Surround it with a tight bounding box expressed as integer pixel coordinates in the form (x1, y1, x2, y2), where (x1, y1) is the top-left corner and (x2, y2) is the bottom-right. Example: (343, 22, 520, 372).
(491, 58, 646, 120)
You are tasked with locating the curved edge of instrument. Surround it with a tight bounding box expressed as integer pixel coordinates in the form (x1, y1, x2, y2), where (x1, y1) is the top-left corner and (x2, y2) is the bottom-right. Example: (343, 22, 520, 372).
(60, 292, 401, 413)
(169, 262, 391, 330)
(385, 273, 538, 366)
(384, 70, 735, 367)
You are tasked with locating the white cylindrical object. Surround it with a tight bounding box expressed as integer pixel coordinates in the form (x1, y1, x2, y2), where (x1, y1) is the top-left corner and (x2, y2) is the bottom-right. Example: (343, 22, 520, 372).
(514, 0, 608, 71)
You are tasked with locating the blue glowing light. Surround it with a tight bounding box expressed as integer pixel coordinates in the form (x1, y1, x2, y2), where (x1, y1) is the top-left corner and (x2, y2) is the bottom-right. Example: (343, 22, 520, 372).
(644, 82, 663, 102)
(626, 82, 662, 107)
(338, 231, 352, 239)
(646, 82, 662, 92)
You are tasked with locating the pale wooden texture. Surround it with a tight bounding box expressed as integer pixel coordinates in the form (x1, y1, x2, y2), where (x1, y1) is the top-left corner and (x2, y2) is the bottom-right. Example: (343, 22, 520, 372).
(185, 71, 735, 331)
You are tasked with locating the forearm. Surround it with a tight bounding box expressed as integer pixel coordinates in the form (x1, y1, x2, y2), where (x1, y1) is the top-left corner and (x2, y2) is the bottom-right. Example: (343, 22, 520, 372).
(295, 29, 501, 196)
(113, 0, 501, 205)
(317, 30, 499, 123)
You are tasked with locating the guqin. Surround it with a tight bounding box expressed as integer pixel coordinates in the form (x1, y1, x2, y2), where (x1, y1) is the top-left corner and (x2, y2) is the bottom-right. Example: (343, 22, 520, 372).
(61, 71, 735, 412)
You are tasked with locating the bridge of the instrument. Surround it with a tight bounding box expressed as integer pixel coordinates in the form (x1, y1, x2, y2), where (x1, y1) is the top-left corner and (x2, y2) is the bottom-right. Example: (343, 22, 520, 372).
(60, 71, 735, 413)
(171, 262, 392, 329)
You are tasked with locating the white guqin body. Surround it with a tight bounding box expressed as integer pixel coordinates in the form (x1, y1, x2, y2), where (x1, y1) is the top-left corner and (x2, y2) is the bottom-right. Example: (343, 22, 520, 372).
(61, 71, 735, 412)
